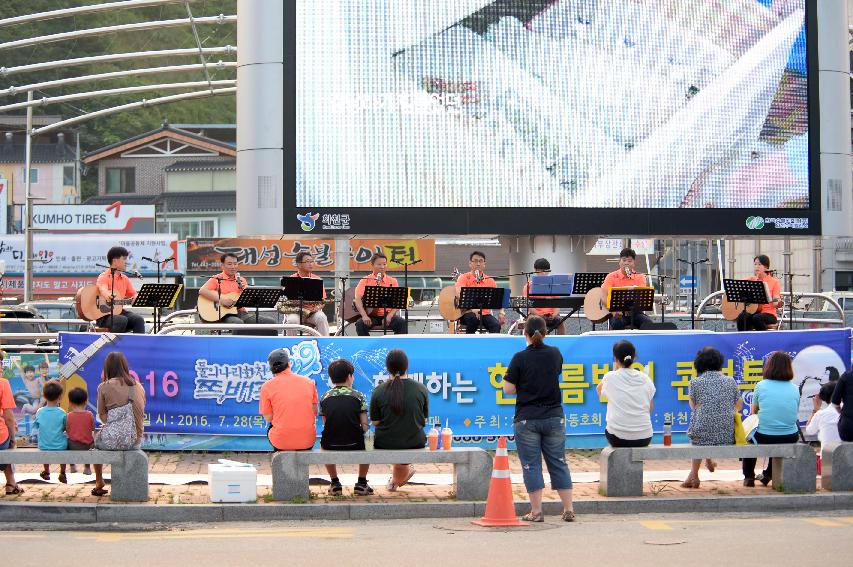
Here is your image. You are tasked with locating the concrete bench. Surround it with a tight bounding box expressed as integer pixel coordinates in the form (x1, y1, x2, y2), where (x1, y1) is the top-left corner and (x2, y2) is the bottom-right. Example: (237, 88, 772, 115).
(0, 449, 148, 502)
(271, 448, 492, 501)
(600, 443, 815, 496)
(821, 442, 853, 491)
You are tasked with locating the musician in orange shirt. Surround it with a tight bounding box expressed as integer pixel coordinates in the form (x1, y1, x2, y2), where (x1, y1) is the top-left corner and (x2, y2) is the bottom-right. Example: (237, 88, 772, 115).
(282, 251, 329, 336)
(601, 248, 652, 330)
(455, 251, 505, 334)
(736, 254, 782, 331)
(522, 258, 565, 335)
(95, 246, 145, 333)
(198, 253, 277, 335)
(354, 253, 407, 335)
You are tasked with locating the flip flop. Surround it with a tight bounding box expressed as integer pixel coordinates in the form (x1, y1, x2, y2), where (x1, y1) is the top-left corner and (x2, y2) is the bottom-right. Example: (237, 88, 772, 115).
(5, 484, 25, 495)
(91, 487, 109, 497)
(39, 471, 50, 481)
(58, 473, 68, 484)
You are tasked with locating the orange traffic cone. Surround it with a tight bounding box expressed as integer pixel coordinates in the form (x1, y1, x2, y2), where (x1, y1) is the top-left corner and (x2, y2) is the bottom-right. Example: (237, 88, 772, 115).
(472, 436, 527, 527)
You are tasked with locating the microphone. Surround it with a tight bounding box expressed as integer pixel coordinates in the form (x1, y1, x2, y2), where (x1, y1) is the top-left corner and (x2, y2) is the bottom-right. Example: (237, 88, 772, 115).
(474, 269, 483, 283)
(133, 270, 143, 280)
(376, 272, 384, 284)
(623, 266, 633, 277)
(141, 256, 155, 263)
(236, 271, 245, 289)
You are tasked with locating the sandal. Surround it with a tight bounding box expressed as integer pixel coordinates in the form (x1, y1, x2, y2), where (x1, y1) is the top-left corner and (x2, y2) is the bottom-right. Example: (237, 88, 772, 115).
(705, 459, 717, 473)
(521, 512, 544, 523)
(39, 470, 50, 481)
(4, 484, 25, 495)
(386, 465, 416, 492)
(58, 473, 68, 484)
(561, 510, 576, 522)
(91, 487, 109, 497)
(680, 477, 700, 489)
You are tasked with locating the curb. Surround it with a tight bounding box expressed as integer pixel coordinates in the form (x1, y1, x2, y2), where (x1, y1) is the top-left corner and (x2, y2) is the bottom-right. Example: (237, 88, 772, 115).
(2, 493, 853, 524)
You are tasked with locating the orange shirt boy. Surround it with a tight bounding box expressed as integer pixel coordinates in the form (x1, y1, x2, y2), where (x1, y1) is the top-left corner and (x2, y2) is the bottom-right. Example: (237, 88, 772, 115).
(259, 367, 318, 451)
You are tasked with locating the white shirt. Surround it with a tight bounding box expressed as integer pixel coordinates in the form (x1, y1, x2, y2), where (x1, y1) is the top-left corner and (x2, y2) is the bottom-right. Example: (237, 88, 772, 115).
(805, 405, 841, 444)
(600, 367, 656, 440)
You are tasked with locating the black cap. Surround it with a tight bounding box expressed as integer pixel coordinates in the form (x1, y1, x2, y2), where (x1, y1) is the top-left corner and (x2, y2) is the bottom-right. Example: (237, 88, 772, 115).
(268, 348, 290, 374)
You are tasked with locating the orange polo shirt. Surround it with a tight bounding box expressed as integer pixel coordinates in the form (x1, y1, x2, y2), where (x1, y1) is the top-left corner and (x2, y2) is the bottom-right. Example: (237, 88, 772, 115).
(522, 281, 557, 317)
(203, 271, 247, 296)
(286, 272, 327, 313)
(0, 378, 15, 445)
(259, 369, 318, 451)
(601, 269, 647, 291)
(96, 270, 137, 313)
(455, 271, 498, 316)
(747, 275, 781, 316)
(355, 273, 400, 317)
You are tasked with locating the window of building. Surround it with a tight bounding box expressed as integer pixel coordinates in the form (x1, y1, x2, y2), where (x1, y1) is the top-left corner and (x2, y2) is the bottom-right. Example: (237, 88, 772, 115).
(20, 167, 38, 184)
(156, 219, 216, 240)
(63, 165, 75, 186)
(105, 167, 135, 194)
(836, 271, 853, 292)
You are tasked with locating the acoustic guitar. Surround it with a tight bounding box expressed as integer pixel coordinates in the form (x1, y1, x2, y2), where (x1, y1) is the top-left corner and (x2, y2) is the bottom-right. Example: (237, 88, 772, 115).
(720, 297, 760, 321)
(75, 285, 135, 322)
(341, 287, 379, 323)
(582, 287, 611, 324)
(196, 292, 241, 323)
(437, 286, 463, 322)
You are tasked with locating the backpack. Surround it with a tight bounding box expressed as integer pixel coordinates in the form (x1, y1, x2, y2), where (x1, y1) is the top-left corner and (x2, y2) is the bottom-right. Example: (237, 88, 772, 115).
(95, 384, 138, 450)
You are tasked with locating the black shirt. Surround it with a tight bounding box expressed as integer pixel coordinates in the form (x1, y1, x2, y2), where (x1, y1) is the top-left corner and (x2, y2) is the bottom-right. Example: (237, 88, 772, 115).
(319, 386, 367, 450)
(831, 370, 853, 440)
(504, 344, 564, 421)
(369, 378, 429, 449)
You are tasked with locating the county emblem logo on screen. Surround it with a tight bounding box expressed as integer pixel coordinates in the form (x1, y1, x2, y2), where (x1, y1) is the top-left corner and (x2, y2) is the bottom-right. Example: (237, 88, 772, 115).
(296, 212, 319, 232)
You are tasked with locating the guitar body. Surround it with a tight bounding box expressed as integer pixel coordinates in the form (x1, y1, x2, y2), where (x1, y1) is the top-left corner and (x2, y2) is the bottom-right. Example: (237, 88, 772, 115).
(75, 285, 134, 322)
(438, 286, 462, 322)
(196, 292, 241, 322)
(721, 297, 759, 321)
(341, 287, 378, 323)
(583, 287, 612, 324)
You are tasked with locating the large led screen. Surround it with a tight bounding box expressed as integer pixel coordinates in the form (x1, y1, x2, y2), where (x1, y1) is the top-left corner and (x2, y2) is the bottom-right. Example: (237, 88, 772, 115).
(293, 0, 815, 233)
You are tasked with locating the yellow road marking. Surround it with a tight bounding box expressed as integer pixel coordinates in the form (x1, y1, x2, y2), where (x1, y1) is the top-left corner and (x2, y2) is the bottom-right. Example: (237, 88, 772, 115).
(803, 518, 846, 527)
(74, 528, 353, 542)
(640, 521, 673, 531)
(835, 517, 853, 525)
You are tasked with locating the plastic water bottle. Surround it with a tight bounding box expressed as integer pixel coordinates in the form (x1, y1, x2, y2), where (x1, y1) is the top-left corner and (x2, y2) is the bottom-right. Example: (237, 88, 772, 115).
(663, 418, 672, 447)
(365, 428, 374, 450)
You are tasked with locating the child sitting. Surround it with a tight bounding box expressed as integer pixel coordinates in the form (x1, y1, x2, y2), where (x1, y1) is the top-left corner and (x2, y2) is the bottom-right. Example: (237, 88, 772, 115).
(34, 381, 68, 483)
(66, 388, 94, 476)
(320, 359, 372, 496)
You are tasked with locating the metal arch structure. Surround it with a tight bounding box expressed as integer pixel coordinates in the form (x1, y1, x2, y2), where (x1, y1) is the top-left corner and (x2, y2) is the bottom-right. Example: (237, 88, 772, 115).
(0, 0, 237, 301)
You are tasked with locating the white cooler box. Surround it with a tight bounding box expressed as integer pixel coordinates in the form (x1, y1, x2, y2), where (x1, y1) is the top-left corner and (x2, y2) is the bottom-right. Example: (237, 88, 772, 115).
(208, 460, 257, 503)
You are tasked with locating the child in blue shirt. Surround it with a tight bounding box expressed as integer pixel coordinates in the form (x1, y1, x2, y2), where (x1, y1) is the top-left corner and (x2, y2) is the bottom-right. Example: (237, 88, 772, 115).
(34, 380, 68, 483)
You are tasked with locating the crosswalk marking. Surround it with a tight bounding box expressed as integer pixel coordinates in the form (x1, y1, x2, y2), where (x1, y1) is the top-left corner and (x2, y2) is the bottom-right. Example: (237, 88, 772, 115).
(803, 518, 846, 528)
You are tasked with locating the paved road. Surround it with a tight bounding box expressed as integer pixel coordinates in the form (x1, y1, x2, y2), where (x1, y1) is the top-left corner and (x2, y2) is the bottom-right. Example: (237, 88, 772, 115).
(5, 511, 853, 566)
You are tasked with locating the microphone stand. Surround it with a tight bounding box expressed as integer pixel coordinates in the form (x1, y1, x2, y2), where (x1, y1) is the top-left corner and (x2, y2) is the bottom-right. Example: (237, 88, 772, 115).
(95, 263, 138, 331)
(644, 273, 677, 324)
(337, 275, 349, 336)
(677, 258, 709, 330)
(392, 259, 422, 331)
(780, 272, 810, 330)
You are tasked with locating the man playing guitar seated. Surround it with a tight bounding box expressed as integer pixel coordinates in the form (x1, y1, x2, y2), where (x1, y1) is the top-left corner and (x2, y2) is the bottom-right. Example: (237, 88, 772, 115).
(354, 253, 407, 336)
(737, 254, 782, 331)
(283, 251, 329, 336)
(522, 258, 565, 335)
(455, 250, 505, 334)
(96, 246, 146, 333)
(602, 248, 652, 330)
(198, 253, 277, 336)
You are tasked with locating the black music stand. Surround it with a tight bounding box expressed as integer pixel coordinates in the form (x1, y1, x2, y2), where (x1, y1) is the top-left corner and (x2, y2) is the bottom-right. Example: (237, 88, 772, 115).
(362, 286, 409, 335)
(132, 283, 183, 333)
(608, 287, 654, 329)
(235, 287, 283, 327)
(281, 277, 324, 328)
(723, 279, 769, 328)
(459, 287, 505, 333)
(529, 275, 573, 335)
(572, 273, 608, 295)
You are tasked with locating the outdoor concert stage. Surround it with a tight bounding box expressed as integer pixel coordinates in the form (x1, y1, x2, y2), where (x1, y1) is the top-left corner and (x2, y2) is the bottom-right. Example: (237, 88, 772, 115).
(57, 329, 852, 451)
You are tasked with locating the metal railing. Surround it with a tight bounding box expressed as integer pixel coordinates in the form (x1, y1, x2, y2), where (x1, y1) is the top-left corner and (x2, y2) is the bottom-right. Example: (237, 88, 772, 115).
(156, 323, 321, 336)
(160, 308, 279, 323)
(695, 291, 847, 327)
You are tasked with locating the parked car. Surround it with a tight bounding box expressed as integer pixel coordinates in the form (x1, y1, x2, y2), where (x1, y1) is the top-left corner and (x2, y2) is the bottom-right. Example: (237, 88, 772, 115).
(18, 301, 89, 332)
(0, 306, 53, 349)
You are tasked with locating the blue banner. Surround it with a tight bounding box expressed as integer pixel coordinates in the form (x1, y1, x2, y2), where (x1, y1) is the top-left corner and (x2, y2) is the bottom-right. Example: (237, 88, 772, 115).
(57, 330, 851, 446)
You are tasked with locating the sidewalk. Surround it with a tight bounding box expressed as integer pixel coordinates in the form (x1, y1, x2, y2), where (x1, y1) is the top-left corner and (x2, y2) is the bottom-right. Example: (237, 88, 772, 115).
(1, 450, 831, 505)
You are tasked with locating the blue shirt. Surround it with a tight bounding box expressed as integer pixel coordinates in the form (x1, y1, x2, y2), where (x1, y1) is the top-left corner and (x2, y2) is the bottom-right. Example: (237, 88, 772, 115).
(34, 406, 68, 450)
(754, 379, 799, 435)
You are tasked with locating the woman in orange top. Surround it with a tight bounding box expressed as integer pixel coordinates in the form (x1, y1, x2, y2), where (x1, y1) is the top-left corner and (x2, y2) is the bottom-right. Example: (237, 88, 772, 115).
(736, 255, 782, 331)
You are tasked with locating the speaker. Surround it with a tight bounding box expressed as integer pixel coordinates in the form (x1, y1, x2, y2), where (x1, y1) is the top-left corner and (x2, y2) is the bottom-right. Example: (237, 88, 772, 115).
(639, 321, 678, 331)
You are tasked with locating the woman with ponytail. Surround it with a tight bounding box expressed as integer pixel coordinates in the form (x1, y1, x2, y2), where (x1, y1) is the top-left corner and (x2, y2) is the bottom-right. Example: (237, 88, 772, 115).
(369, 349, 429, 491)
(503, 315, 575, 523)
(596, 340, 655, 447)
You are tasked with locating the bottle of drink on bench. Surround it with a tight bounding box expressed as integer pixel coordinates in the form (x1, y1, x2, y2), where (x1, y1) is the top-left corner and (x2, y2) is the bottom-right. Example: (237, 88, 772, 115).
(663, 418, 672, 447)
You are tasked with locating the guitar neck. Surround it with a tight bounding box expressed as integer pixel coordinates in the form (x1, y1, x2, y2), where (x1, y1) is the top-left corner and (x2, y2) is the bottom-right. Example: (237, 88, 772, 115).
(60, 333, 117, 379)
